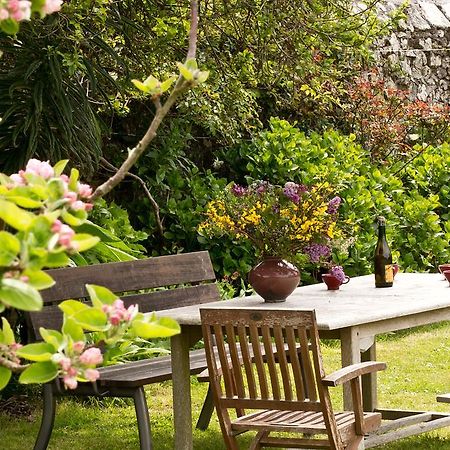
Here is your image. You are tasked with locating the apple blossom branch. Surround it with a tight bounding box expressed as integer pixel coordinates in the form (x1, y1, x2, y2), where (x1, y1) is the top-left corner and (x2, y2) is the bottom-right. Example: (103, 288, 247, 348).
(90, 0, 199, 202)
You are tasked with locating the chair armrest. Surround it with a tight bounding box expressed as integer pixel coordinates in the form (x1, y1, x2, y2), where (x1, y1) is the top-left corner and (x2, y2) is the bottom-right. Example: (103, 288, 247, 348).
(322, 361, 386, 387)
(437, 393, 450, 403)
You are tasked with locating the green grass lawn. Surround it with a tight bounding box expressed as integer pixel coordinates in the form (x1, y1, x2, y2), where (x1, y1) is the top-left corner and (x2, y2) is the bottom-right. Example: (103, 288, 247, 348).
(1, 323, 449, 449)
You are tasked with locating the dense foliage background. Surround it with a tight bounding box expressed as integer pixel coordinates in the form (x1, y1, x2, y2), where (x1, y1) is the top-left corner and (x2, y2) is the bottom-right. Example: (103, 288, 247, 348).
(0, 0, 448, 293)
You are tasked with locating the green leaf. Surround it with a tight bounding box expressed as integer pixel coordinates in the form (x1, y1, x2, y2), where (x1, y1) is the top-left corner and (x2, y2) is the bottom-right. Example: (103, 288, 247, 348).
(39, 328, 65, 350)
(131, 79, 150, 93)
(17, 342, 55, 361)
(19, 361, 58, 384)
(176, 62, 193, 81)
(0, 231, 20, 266)
(0, 279, 42, 311)
(74, 221, 119, 242)
(45, 252, 69, 268)
(1, 318, 15, 345)
(160, 76, 176, 92)
(196, 70, 209, 84)
(185, 58, 198, 70)
(47, 179, 65, 201)
(59, 300, 89, 316)
(53, 160, 69, 176)
(71, 234, 100, 252)
(143, 75, 160, 90)
(0, 367, 12, 390)
(61, 210, 87, 226)
(132, 317, 180, 339)
(23, 270, 55, 290)
(68, 168, 79, 191)
(62, 317, 84, 341)
(4, 191, 43, 208)
(72, 308, 108, 331)
(86, 284, 118, 308)
(0, 200, 33, 231)
(0, 19, 19, 35)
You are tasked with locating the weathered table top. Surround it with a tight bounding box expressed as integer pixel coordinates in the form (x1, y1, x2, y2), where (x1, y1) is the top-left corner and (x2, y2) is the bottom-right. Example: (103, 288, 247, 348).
(162, 273, 450, 330)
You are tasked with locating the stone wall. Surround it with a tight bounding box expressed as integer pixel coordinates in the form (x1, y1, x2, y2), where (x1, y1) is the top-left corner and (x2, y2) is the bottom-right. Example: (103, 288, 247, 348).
(376, 0, 450, 102)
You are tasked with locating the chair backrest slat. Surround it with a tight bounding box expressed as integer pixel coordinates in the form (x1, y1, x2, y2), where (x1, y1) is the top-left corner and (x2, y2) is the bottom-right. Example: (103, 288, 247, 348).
(262, 325, 281, 400)
(285, 325, 306, 400)
(298, 327, 318, 401)
(237, 324, 258, 398)
(248, 324, 263, 398)
(274, 325, 293, 401)
(225, 323, 246, 398)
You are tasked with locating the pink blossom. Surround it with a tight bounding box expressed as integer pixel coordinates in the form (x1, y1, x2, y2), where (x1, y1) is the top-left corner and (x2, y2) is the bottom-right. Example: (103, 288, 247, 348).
(0, 8, 9, 19)
(77, 183, 92, 198)
(42, 0, 62, 15)
(19, 275, 29, 283)
(60, 174, 69, 183)
(63, 375, 77, 390)
(25, 159, 54, 179)
(58, 224, 75, 247)
(71, 200, 85, 211)
(109, 314, 121, 326)
(67, 366, 77, 377)
(84, 203, 93, 211)
(72, 341, 85, 353)
(9, 172, 25, 186)
(64, 191, 77, 204)
(84, 368, 100, 382)
(59, 356, 72, 371)
(112, 299, 125, 310)
(51, 219, 63, 233)
(79, 347, 103, 366)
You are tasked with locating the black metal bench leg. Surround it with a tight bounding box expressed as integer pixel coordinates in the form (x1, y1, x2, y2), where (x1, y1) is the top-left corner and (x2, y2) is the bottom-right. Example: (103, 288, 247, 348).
(34, 383, 56, 450)
(133, 387, 152, 450)
(196, 384, 215, 431)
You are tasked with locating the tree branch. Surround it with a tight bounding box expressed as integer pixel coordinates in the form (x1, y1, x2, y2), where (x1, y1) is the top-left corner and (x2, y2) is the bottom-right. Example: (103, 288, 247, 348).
(90, 0, 199, 201)
(99, 158, 164, 237)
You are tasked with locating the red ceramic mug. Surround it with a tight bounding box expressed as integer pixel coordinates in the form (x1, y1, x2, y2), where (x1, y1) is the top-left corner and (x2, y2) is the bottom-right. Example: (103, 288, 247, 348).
(322, 274, 349, 290)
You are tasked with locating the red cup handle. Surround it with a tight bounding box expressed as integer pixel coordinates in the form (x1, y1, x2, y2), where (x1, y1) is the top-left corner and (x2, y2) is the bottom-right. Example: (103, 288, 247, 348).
(342, 276, 350, 284)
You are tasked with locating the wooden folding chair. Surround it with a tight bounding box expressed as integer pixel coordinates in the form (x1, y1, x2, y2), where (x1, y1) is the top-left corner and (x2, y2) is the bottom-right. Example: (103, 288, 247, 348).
(201, 308, 386, 450)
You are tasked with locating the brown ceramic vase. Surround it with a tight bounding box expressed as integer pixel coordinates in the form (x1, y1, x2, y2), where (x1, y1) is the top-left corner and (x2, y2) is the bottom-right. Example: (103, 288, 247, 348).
(248, 257, 300, 302)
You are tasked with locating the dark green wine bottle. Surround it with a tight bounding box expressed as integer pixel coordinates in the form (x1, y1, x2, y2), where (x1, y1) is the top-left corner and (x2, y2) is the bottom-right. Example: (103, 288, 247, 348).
(374, 216, 393, 288)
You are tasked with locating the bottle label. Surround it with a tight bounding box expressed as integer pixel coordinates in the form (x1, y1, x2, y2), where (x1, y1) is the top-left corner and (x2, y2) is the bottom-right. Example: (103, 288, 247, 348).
(385, 264, 394, 283)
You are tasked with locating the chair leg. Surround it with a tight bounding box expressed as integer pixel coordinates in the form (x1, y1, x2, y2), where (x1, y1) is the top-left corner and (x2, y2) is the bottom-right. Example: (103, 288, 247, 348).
(346, 436, 364, 450)
(34, 383, 56, 450)
(133, 387, 153, 450)
(249, 431, 267, 450)
(196, 384, 215, 430)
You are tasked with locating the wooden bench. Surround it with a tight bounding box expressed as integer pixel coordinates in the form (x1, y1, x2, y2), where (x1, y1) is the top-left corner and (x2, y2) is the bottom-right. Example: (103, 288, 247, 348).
(27, 251, 220, 450)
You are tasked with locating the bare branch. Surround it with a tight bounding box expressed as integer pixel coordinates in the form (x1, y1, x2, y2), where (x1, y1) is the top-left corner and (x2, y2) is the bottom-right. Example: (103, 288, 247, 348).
(100, 158, 164, 237)
(90, 0, 199, 201)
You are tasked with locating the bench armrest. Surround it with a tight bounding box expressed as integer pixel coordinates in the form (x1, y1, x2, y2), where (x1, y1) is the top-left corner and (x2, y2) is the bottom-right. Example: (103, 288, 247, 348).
(322, 361, 386, 387)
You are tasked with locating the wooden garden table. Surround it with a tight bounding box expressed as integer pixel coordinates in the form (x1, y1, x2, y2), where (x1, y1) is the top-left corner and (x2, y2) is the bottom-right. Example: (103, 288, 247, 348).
(164, 272, 450, 449)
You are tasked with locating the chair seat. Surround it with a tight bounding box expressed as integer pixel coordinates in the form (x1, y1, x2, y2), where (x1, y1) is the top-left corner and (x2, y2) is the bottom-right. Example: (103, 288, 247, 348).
(232, 409, 382, 435)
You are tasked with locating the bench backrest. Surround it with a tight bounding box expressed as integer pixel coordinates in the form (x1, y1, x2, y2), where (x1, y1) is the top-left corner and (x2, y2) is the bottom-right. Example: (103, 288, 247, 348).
(27, 251, 219, 341)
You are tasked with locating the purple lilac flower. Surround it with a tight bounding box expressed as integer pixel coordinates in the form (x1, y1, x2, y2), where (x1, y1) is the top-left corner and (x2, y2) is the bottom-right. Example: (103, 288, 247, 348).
(304, 243, 331, 263)
(327, 196, 341, 214)
(282, 182, 300, 204)
(230, 184, 247, 197)
(255, 181, 271, 194)
(329, 265, 346, 283)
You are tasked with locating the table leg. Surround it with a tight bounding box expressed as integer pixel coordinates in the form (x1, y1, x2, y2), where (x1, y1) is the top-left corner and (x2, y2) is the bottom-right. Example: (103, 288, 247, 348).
(340, 327, 361, 411)
(361, 339, 377, 411)
(171, 333, 193, 450)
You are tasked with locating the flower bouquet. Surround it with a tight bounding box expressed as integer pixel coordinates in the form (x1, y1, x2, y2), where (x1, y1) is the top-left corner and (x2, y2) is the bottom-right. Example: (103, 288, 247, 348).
(199, 181, 342, 301)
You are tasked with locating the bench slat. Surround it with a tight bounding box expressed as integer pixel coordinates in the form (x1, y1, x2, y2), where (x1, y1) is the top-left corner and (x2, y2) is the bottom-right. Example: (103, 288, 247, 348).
(41, 251, 215, 303)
